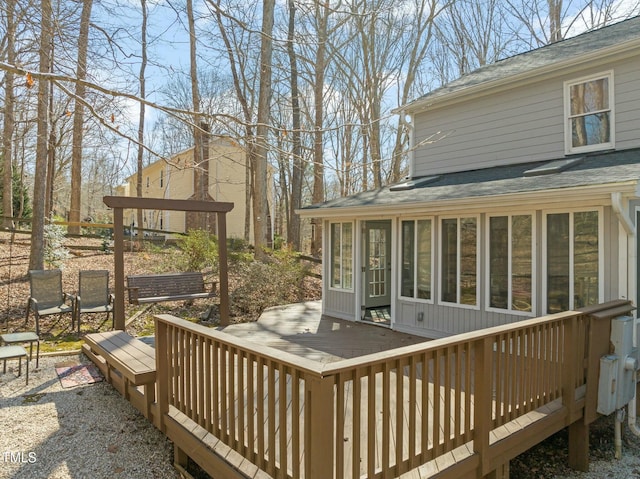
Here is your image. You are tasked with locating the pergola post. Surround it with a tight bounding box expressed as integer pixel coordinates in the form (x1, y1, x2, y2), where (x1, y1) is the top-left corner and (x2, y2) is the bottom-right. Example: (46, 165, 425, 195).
(103, 196, 234, 330)
(216, 211, 230, 326)
(112, 207, 125, 330)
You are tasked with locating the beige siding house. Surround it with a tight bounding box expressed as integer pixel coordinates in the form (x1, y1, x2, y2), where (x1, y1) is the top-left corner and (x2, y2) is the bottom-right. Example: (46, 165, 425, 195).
(300, 17, 640, 339)
(117, 136, 252, 242)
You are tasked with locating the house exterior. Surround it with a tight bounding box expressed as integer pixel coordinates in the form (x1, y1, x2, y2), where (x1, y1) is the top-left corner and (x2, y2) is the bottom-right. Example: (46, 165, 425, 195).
(116, 135, 253, 242)
(299, 16, 640, 339)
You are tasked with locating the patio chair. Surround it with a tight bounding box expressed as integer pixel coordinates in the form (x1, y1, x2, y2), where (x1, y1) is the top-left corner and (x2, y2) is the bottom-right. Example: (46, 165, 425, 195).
(74, 270, 114, 333)
(26, 269, 75, 336)
(0, 344, 29, 385)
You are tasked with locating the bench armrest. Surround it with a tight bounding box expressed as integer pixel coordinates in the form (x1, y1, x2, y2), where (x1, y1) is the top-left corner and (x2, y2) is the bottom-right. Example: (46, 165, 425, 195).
(126, 286, 140, 304)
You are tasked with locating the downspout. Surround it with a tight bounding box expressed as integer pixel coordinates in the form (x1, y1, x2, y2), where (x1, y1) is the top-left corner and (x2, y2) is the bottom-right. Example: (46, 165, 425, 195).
(611, 192, 640, 439)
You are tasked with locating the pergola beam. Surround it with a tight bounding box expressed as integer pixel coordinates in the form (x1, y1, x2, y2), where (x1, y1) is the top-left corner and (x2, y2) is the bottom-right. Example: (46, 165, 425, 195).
(103, 196, 233, 329)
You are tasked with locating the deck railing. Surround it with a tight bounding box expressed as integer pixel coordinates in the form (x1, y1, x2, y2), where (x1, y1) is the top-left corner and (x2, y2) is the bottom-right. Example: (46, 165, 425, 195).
(154, 304, 620, 479)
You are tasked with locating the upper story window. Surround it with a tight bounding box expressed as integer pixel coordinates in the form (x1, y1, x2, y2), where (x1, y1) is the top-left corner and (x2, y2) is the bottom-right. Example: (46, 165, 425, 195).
(160, 170, 164, 187)
(564, 71, 614, 154)
(330, 222, 353, 291)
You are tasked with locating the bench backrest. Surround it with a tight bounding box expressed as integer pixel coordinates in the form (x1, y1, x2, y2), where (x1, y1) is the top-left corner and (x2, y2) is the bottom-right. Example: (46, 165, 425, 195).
(127, 272, 205, 298)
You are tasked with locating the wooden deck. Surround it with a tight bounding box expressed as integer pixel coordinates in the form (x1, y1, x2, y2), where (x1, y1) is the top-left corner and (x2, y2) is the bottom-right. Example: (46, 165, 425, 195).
(84, 300, 636, 479)
(219, 301, 428, 362)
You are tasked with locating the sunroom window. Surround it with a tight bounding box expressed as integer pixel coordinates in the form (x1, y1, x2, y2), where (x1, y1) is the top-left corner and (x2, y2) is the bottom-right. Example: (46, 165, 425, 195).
(488, 215, 533, 313)
(545, 211, 600, 313)
(565, 72, 613, 154)
(400, 219, 432, 300)
(330, 222, 353, 290)
(441, 217, 477, 306)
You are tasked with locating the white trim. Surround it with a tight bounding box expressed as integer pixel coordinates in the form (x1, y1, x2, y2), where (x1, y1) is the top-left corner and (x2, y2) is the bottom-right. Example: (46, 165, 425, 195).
(354, 220, 363, 321)
(563, 70, 615, 155)
(485, 213, 537, 317)
(438, 215, 480, 310)
(398, 217, 435, 304)
(327, 220, 355, 293)
(541, 207, 604, 313)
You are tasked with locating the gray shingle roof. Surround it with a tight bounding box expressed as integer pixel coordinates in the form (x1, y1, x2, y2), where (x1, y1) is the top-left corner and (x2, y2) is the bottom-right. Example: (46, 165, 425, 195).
(409, 15, 640, 107)
(301, 148, 640, 212)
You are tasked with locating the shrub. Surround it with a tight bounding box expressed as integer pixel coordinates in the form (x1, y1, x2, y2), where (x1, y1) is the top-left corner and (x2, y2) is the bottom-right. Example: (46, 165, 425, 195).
(176, 229, 218, 272)
(230, 248, 310, 319)
(44, 221, 70, 269)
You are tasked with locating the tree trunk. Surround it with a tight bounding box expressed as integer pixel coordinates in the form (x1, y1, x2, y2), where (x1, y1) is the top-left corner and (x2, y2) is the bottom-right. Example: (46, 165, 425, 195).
(68, 0, 93, 235)
(286, 0, 303, 252)
(136, 0, 148, 236)
(29, 0, 53, 271)
(311, 0, 329, 257)
(2, 0, 16, 229)
(253, 0, 275, 259)
(187, 0, 206, 231)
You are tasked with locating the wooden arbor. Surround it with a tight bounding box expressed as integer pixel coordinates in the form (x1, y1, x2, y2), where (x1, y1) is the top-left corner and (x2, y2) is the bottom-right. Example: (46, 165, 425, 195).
(103, 196, 233, 329)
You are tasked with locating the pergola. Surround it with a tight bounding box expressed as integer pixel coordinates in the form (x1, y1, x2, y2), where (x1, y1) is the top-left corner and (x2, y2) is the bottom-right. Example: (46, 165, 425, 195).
(103, 196, 234, 329)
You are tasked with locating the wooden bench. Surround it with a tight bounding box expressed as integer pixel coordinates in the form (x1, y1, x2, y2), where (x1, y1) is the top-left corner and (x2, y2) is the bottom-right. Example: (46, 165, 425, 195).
(83, 331, 157, 423)
(126, 272, 217, 305)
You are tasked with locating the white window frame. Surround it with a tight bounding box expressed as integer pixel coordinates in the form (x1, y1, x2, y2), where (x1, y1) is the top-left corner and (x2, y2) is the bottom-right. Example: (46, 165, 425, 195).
(485, 213, 536, 317)
(439, 215, 480, 309)
(398, 217, 434, 303)
(542, 208, 604, 313)
(329, 221, 355, 292)
(564, 71, 614, 155)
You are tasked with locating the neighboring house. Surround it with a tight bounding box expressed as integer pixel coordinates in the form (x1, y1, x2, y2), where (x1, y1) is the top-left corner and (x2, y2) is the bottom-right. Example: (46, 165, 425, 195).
(299, 16, 640, 339)
(116, 135, 253, 242)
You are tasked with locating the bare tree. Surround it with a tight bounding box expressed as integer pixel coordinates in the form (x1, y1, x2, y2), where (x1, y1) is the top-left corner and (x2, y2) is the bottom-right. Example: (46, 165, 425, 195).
(311, 0, 329, 256)
(286, 0, 303, 251)
(136, 0, 148, 235)
(503, 0, 639, 47)
(68, 0, 93, 235)
(208, 0, 260, 242)
(253, 0, 275, 258)
(2, 0, 17, 229)
(29, 0, 53, 270)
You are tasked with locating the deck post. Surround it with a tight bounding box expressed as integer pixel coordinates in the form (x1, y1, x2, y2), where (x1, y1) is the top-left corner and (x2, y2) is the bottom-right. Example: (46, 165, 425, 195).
(155, 317, 170, 434)
(568, 421, 589, 472)
(305, 373, 334, 479)
(112, 206, 125, 330)
(217, 211, 229, 326)
(473, 336, 494, 476)
(562, 315, 579, 419)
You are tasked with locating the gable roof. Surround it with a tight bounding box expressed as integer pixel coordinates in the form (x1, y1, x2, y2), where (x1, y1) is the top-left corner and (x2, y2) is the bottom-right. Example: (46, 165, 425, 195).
(299, 149, 640, 216)
(402, 15, 640, 113)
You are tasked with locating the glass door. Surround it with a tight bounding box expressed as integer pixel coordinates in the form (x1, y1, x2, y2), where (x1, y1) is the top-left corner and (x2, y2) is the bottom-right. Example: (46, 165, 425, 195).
(364, 220, 392, 309)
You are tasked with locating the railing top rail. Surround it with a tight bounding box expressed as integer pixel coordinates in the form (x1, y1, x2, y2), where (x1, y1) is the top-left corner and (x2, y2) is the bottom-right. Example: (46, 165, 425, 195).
(155, 300, 633, 379)
(154, 314, 324, 376)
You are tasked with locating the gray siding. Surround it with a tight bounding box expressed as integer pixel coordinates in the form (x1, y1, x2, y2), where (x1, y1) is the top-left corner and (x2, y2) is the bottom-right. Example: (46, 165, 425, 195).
(413, 57, 640, 177)
(324, 289, 356, 321)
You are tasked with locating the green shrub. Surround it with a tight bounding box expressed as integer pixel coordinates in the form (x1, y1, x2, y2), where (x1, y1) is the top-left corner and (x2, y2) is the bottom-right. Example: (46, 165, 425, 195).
(176, 229, 218, 272)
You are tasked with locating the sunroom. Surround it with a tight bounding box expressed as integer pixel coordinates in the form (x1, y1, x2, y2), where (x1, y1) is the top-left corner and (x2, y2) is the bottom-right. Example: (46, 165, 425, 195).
(298, 148, 640, 339)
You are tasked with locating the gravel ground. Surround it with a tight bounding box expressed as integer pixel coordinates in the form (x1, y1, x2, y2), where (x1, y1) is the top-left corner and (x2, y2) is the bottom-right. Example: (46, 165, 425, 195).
(0, 354, 180, 479)
(2, 352, 639, 479)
